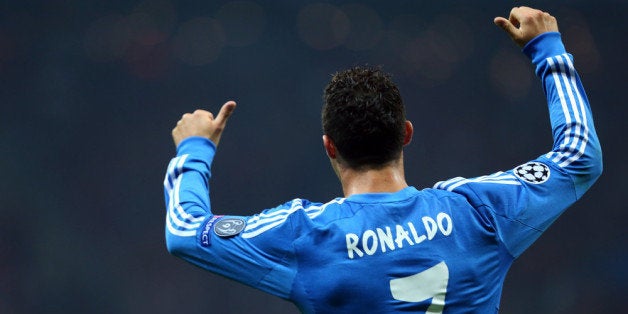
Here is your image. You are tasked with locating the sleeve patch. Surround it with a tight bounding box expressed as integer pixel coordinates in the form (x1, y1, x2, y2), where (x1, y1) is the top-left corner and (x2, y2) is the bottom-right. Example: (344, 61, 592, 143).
(513, 162, 550, 184)
(200, 215, 224, 247)
(214, 217, 247, 238)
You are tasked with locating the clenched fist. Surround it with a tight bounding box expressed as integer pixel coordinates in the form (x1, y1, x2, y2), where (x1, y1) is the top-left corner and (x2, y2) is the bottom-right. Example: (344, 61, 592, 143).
(494, 6, 559, 47)
(172, 101, 237, 147)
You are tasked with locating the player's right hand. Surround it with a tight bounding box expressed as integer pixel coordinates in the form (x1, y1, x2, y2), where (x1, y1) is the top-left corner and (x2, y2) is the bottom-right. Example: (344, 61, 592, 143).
(172, 101, 236, 148)
(494, 6, 559, 47)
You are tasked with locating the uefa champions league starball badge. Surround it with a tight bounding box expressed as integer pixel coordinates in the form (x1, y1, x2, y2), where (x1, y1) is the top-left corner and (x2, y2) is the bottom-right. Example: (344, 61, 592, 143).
(214, 217, 247, 237)
(513, 162, 550, 184)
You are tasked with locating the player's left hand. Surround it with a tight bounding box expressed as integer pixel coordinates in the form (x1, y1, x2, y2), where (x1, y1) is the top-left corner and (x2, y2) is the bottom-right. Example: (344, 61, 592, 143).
(172, 101, 237, 147)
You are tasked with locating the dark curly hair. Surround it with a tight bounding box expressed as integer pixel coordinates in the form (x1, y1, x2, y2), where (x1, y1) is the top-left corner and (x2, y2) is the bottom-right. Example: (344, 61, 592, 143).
(322, 66, 406, 169)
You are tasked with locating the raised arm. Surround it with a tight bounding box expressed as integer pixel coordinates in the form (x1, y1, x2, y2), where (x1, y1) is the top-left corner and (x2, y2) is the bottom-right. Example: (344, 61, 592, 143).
(494, 7, 603, 195)
(163, 101, 299, 298)
(164, 101, 236, 248)
(434, 7, 602, 257)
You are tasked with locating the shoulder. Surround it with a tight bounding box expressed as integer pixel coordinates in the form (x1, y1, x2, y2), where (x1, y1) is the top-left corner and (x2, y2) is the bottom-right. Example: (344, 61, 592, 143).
(241, 197, 348, 239)
(432, 171, 522, 205)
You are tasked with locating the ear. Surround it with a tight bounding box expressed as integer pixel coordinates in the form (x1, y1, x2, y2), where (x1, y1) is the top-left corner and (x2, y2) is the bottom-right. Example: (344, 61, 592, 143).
(403, 120, 413, 146)
(323, 135, 337, 159)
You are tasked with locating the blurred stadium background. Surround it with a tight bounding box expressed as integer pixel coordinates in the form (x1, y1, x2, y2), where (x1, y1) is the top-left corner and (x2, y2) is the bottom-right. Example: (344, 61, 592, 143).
(0, 0, 625, 313)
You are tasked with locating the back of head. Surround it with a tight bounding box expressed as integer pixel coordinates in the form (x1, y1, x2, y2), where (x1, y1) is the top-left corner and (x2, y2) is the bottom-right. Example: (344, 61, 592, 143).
(322, 66, 406, 170)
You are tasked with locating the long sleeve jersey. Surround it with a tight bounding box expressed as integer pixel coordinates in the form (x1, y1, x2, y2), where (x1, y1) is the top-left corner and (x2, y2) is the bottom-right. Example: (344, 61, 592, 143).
(163, 32, 602, 313)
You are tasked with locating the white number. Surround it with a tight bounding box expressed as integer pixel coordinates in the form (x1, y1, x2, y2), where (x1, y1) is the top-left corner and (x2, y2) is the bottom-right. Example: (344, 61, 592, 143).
(389, 261, 449, 314)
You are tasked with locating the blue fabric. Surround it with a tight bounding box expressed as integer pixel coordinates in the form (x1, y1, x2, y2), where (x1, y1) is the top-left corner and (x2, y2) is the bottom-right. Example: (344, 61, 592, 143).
(163, 33, 602, 313)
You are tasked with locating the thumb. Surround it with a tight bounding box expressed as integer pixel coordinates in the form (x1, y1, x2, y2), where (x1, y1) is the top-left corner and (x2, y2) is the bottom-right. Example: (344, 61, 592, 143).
(494, 16, 518, 37)
(214, 100, 237, 126)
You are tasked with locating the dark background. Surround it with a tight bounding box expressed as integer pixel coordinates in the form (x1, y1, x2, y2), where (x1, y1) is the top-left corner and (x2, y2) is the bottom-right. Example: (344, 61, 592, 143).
(1, 0, 626, 313)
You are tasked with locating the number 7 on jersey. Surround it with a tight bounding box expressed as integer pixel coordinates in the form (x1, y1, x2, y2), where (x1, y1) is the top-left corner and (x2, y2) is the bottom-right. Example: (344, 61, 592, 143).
(389, 261, 449, 314)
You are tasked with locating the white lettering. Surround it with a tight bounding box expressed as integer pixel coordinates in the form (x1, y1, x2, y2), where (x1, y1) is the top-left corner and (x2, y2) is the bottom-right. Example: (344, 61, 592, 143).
(408, 222, 426, 244)
(344, 212, 454, 260)
(395, 224, 414, 248)
(377, 227, 395, 252)
(437, 212, 453, 235)
(346, 233, 362, 259)
(362, 229, 378, 255)
(422, 216, 438, 240)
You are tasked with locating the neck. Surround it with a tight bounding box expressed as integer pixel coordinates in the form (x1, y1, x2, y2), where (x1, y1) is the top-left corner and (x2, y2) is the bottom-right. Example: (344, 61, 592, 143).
(335, 157, 408, 197)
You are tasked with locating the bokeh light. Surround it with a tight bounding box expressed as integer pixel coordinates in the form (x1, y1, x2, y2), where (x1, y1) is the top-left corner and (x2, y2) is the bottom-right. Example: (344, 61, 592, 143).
(216, 1, 267, 47)
(340, 4, 384, 51)
(83, 0, 175, 64)
(559, 8, 600, 74)
(489, 47, 534, 100)
(84, 14, 130, 62)
(172, 17, 225, 66)
(387, 13, 474, 82)
(297, 3, 350, 50)
(2, 1, 624, 313)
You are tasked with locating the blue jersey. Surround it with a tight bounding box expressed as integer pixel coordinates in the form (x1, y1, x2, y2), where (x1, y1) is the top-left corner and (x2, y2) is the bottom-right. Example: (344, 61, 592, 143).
(163, 33, 602, 313)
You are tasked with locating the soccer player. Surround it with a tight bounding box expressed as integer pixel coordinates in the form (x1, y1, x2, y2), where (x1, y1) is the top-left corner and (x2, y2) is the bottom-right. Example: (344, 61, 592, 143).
(164, 6, 602, 313)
